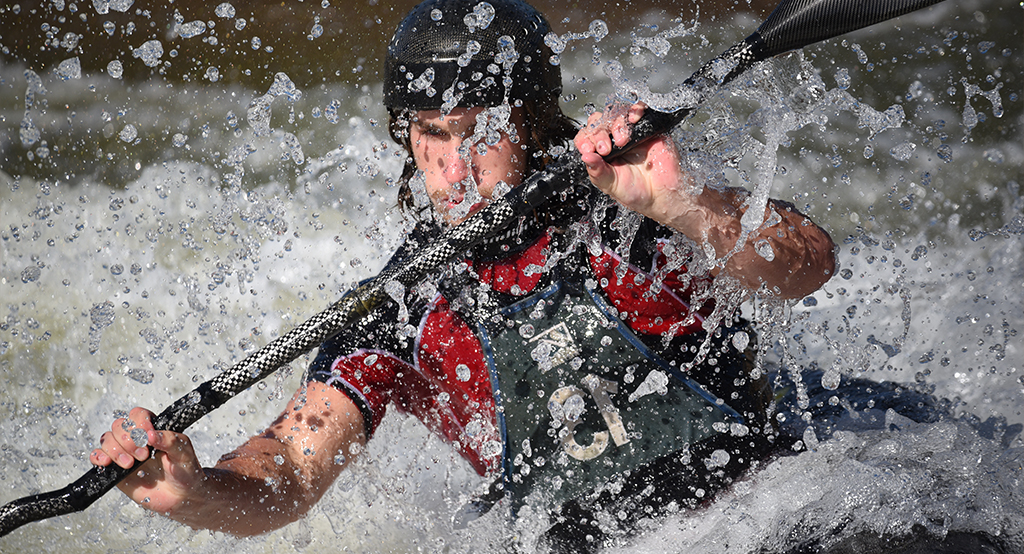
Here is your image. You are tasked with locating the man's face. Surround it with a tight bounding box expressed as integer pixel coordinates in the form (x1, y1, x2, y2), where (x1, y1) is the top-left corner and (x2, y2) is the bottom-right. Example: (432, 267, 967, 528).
(409, 107, 528, 225)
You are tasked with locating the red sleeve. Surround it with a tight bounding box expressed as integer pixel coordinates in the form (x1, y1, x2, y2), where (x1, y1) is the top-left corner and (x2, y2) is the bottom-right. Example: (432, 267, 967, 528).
(589, 245, 709, 338)
(320, 350, 411, 438)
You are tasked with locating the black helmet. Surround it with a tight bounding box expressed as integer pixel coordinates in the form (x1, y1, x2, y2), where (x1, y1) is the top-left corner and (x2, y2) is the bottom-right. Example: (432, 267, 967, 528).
(383, 0, 562, 111)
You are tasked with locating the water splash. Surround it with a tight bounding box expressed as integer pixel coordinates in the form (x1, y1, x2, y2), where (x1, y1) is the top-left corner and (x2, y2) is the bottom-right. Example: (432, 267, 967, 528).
(88, 301, 116, 354)
(0, 1, 1019, 552)
(462, 2, 495, 33)
(54, 57, 81, 80)
(131, 40, 164, 68)
(92, 0, 134, 15)
(19, 70, 46, 148)
(248, 72, 304, 138)
(175, 20, 207, 39)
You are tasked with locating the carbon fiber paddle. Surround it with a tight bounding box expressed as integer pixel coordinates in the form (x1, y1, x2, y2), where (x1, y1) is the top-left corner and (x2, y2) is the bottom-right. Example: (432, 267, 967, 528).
(0, 0, 945, 537)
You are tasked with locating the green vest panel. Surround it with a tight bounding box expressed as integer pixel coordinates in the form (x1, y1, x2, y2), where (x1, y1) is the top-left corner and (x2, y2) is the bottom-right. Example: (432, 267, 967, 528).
(477, 279, 743, 512)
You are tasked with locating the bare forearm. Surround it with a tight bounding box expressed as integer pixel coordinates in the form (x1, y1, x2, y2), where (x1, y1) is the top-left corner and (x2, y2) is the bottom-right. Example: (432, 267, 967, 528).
(144, 430, 313, 535)
(667, 188, 836, 298)
(168, 461, 304, 536)
(166, 383, 365, 536)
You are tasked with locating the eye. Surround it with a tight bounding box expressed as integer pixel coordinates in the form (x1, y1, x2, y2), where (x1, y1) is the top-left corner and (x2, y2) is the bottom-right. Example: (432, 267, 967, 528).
(425, 127, 449, 139)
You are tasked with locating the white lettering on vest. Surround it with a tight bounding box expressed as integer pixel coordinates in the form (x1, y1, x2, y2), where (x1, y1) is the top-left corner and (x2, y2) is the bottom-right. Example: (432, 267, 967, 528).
(548, 374, 629, 461)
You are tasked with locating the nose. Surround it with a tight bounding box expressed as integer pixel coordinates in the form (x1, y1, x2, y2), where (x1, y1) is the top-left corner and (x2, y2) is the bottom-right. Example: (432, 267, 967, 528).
(443, 147, 470, 184)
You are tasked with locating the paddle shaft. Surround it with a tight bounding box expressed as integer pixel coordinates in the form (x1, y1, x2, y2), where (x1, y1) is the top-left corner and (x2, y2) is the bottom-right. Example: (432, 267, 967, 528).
(0, 0, 945, 538)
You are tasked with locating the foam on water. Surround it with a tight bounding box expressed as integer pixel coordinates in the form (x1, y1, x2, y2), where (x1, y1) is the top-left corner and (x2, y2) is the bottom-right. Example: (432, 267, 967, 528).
(618, 409, 1023, 554)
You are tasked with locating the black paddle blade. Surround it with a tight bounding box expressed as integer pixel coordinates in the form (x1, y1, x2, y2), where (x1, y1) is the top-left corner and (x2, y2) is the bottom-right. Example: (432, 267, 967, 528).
(755, 0, 947, 59)
(0, 464, 129, 537)
(618, 0, 947, 153)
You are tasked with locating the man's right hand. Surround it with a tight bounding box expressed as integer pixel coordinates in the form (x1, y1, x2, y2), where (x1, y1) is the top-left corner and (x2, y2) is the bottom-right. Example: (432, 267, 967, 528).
(90, 407, 206, 515)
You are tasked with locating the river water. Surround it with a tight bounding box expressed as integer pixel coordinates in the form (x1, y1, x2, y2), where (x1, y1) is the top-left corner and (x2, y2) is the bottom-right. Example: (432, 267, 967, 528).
(1, 0, 1021, 552)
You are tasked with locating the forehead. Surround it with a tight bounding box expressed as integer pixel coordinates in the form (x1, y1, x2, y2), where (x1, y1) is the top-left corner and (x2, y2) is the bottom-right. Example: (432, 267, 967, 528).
(410, 106, 526, 131)
(411, 107, 483, 128)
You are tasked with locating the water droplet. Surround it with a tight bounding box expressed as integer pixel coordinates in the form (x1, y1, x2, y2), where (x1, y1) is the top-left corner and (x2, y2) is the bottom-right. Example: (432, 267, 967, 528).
(705, 449, 730, 469)
(106, 60, 123, 79)
(465, 419, 483, 437)
(325, 99, 340, 124)
(628, 370, 669, 402)
(92, 0, 135, 15)
(562, 394, 585, 422)
(21, 266, 42, 283)
(519, 324, 535, 339)
(176, 20, 207, 39)
(455, 364, 471, 382)
(731, 331, 749, 351)
(274, 454, 285, 465)
(754, 239, 775, 261)
(126, 368, 154, 384)
(215, 2, 235, 18)
(463, 2, 495, 32)
(889, 141, 917, 161)
(89, 301, 115, 328)
(430, 8, 442, 21)
(119, 124, 137, 143)
(481, 440, 502, 458)
(822, 369, 841, 390)
(834, 67, 851, 90)
(54, 57, 81, 80)
(130, 427, 148, 447)
(530, 342, 553, 371)
(408, 67, 435, 93)
(131, 40, 164, 68)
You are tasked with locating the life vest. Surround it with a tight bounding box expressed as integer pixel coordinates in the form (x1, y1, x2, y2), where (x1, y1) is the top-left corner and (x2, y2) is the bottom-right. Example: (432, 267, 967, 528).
(469, 255, 747, 513)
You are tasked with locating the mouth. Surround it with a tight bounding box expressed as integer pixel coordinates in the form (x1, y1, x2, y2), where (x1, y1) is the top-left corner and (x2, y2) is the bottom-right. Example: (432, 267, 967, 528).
(432, 174, 494, 224)
(441, 193, 489, 223)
